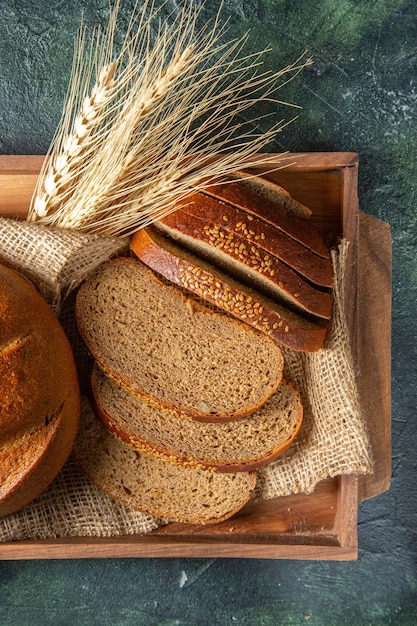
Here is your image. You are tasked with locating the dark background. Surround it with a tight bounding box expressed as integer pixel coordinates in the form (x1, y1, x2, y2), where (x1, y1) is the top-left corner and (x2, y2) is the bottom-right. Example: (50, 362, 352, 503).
(0, 1, 416, 624)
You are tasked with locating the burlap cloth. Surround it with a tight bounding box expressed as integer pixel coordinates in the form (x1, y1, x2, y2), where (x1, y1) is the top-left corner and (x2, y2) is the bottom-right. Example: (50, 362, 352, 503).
(0, 217, 373, 542)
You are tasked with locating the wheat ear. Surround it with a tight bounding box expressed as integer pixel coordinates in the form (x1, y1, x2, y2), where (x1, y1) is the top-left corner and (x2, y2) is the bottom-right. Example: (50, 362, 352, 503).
(28, 1, 311, 236)
(56, 45, 196, 230)
(33, 63, 117, 219)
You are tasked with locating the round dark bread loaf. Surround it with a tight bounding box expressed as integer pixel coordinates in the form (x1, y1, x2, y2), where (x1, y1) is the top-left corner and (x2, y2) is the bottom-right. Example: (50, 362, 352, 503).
(0, 264, 80, 517)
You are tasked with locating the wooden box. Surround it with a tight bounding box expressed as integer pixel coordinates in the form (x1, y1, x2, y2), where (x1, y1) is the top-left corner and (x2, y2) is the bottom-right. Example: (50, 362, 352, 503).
(0, 153, 391, 560)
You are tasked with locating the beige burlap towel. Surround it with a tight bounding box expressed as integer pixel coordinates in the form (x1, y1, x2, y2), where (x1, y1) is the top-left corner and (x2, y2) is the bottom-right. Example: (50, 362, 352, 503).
(256, 241, 373, 499)
(0, 219, 372, 541)
(0, 457, 162, 541)
(0, 217, 128, 311)
(0, 218, 160, 541)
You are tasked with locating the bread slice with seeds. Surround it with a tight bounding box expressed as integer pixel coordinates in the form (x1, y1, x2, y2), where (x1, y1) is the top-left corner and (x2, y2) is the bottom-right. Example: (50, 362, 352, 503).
(130, 227, 328, 352)
(91, 364, 303, 473)
(201, 171, 330, 258)
(168, 191, 333, 288)
(75, 256, 284, 422)
(73, 398, 257, 524)
(155, 201, 332, 321)
(231, 169, 314, 218)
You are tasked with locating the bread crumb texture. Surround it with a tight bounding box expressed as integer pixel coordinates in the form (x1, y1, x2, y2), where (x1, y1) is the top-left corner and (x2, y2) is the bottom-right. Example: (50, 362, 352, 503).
(74, 398, 256, 524)
(76, 257, 283, 420)
(92, 365, 302, 471)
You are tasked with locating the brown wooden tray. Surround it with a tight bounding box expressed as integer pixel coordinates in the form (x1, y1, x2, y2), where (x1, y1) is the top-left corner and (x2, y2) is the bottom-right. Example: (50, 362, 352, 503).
(0, 153, 391, 560)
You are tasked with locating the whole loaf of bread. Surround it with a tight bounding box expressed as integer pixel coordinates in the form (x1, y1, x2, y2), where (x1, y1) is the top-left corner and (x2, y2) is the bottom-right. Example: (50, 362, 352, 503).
(0, 264, 80, 517)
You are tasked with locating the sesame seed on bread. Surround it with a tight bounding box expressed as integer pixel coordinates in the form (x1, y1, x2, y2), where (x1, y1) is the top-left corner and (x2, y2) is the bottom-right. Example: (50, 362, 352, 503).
(172, 192, 333, 288)
(155, 200, 332, 320)
(201, 171, 330, 257)
(130, 227, 328, 352)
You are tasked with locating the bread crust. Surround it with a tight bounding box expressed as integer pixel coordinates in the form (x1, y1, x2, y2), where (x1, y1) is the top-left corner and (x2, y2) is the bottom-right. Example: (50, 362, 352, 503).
(156, 202, 332, 320)
(74, 398, 257, 525)
(0, 264, 80, 517)
(0, 392, 80, 517)
(130, 228, 328, 352)
(168, 191, 333, 288)
(201, 172, 330, 258)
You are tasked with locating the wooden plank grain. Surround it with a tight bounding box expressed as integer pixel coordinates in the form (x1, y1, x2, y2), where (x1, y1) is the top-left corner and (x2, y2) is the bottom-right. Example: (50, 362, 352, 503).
(357, 213, 392, 501)
(0, 537, 358, 561)
(0, 156, 43, 218)
(0, 155, 44, 173)
(335, 475, 358, 551)
(244, 152, 360, 172)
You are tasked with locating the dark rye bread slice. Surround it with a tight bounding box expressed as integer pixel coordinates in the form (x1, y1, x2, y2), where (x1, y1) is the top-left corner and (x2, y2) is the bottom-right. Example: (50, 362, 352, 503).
(75, 257, 284, 422)
(130, 227, 328, 352)
(154, 218, 331, 321)
(91, 365, 303, 473)
(156, 201, 332, 321)
(169, 192, 333, 288)
(201, 172, 330, 259)
(74, 398, 257, 524)
(229, 169, 312, 215)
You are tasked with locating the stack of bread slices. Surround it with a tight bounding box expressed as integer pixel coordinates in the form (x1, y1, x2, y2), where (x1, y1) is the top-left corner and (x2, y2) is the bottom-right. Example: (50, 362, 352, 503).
(131, 171, 334, 352)
(74, 173, 333, 525)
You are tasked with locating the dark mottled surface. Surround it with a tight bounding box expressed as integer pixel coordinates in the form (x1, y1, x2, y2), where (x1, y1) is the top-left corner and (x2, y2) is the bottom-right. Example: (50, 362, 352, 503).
(0, 1, 416, 624)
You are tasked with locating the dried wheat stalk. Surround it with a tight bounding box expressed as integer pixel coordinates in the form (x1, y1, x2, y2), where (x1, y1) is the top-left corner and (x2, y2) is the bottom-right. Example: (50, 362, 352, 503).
(33, 63, 117, 219)
(28, 0, 311, 237)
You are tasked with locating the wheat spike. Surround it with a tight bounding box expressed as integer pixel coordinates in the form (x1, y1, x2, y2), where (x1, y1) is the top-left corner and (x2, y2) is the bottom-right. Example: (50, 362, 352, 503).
(28, 1, 311, 236)
(33, 63, 117, 219)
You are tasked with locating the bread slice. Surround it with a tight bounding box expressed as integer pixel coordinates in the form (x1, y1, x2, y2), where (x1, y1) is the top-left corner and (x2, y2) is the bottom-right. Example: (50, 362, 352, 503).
(91, 365, 303, 473)
(155, 205, 332, 321)
(130, 227, 328, 352)
(75, 257, 284, 422)
(201, 172, 330, 258)
(0, 264, 80, 517)
(73, 398, 257, 524)
(168, 192, 333, 288)
(227, 169, 313, 216)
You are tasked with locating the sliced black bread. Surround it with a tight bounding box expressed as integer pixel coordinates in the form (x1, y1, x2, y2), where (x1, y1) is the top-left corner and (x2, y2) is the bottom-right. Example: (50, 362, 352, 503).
(230, 168, 313, 218)
(156, 203, 332, 320)
(166, 192, 333, 288)
(75, 257, 284, 422)
(91, 364, 303, 473)
(130, 227, 328, 352)
(73, 398, 257, 525)
(201, 171, 330, 258)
